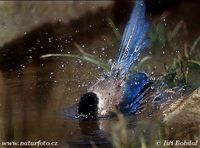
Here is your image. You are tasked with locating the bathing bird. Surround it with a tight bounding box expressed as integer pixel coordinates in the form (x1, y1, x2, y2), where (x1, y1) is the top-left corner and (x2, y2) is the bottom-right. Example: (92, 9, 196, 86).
(78, 0, 151, 119)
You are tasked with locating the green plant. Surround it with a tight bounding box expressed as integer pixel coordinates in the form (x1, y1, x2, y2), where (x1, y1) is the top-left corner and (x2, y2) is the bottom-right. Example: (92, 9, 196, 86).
(41, 42, 110, 71)
(110, 111, 200, 148)
(162, 34, 200, 86)
(148, 13, 200, 86)
(110, 111, 164, 148)
(41, 18, 151, 73)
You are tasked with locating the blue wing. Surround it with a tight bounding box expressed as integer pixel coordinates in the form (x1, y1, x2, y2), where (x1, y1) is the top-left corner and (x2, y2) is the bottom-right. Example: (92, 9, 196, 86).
(111, 0, 149, 76)
(119, 72, 150, 114)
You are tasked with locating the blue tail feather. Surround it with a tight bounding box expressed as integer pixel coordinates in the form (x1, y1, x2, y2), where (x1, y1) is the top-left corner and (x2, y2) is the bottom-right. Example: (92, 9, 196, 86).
(119, 72, 150, 114)
(111, 0, 149, 76)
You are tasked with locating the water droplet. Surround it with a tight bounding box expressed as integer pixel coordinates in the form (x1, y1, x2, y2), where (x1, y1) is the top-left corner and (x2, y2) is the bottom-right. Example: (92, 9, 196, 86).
(108, 59, 112, 65)
(58, 18, 62, 22)
(48, 38, 52, 42)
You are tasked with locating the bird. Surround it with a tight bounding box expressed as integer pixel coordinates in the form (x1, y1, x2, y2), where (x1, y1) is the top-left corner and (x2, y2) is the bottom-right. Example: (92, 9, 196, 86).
(78, 0, 151, 119)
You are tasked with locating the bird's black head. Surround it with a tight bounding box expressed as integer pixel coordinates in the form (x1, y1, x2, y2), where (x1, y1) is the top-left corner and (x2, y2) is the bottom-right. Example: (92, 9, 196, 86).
(78, 92, 99, 119)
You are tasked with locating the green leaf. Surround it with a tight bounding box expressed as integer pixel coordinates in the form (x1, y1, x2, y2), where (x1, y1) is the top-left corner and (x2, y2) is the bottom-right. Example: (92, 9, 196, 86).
(168, 21, 183, 41)
(41, 53, 110, 71)
(131, 56, 152, 72)
(107, 17, 121, 41)
(190, 34, 200, 54)
(188, 60, 200, 67)
(138, 56, 152, 68)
